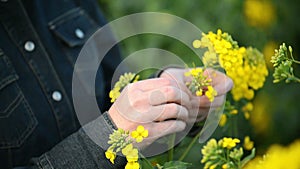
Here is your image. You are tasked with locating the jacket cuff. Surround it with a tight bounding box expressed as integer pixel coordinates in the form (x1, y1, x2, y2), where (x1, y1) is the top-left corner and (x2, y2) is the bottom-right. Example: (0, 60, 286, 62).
(35, 113, 125, 169)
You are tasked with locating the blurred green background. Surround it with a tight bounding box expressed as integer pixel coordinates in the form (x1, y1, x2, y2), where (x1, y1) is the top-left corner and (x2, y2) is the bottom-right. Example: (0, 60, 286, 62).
(98, 0, 300, 167)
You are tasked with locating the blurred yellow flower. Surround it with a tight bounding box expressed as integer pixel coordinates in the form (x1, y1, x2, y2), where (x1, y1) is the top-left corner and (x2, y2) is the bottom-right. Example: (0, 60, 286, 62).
(122, 143, 139, 162)
(229, 109, 238, 115)
(131, 125, 148, 143)
(244, 111, 250, 120)
(244, 0, 276, 28)
(263, 41, 278, 69)
(244, 140, 300, 169)
(250, 92, 271, 135)
(219, 114, 227, 127)
(243, 136, 254, 150)
(242, 102, 254, 112)
(222, 164, 229, 169)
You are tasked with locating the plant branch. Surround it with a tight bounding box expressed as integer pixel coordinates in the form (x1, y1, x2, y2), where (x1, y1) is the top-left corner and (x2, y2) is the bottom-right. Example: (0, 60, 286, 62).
(178, 131, 202, 161)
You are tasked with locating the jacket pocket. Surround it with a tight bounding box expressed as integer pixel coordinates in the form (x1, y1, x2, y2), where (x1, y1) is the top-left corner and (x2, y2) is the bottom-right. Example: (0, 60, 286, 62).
(0, 50, 38, 149)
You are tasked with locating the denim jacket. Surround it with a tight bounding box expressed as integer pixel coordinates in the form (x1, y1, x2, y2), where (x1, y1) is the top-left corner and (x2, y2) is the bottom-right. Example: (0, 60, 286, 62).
(0, 0, 125, 168)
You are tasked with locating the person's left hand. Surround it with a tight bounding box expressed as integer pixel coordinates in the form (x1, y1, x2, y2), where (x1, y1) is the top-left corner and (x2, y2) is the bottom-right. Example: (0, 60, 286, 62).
(159, 67, 233, 123)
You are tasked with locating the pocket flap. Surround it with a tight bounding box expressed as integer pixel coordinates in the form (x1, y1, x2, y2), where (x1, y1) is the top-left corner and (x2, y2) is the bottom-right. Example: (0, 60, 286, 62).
(48, 8, 98, 47)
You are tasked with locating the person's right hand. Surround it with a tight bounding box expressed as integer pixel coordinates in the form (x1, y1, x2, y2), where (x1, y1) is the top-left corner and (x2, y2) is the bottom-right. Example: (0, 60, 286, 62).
(108, 78, 193, 148)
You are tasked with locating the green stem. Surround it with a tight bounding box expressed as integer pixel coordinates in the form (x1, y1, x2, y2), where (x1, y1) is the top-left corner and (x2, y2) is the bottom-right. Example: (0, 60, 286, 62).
(139, 153, 154, 168)
(168, 134, 176, 161)
(178, 131, 202, 161)
(293, 76, 300, 83)
(292, 59, 300, 64)
(233, 116, 238, 137)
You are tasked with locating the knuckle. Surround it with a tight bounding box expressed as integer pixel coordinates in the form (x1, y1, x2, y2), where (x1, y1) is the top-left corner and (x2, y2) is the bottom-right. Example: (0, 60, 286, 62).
(160, 78, 173, 86)
(179, 107, 188, 117)
(163, 86, 177, 98)
(168, 103, 178, 113)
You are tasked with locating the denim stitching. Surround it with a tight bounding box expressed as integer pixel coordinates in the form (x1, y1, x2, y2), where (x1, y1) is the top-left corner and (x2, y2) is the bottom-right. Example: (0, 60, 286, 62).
(0, 92, 38, 149)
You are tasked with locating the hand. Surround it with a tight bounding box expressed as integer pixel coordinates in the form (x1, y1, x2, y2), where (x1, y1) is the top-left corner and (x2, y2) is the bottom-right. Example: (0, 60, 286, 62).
(108, 78, 194, 148)
(159, 67, 233, 123)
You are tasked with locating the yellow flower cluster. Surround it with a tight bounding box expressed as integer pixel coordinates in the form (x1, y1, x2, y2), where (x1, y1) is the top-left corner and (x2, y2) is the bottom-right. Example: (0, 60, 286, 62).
(185, 68, 217, 102)
(109, 72, 139, 103)
(201, 137, 254, 169)
(270, 43, 300, 83)
(193, 29, 268, 101)
(105, 125, 149, 169)
(244, 0, 276, 28)
(244, 140, 300, 169)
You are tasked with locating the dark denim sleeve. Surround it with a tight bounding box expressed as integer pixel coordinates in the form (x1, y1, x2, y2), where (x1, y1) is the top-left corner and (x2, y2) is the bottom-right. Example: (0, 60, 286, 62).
(14, 112, 125, 169)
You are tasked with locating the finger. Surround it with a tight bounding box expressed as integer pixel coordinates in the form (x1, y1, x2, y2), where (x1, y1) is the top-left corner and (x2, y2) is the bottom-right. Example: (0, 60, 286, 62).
(132, 78, 175, 91)
(196, 94, 226, 108)
(148, 85, 191, 108)
(150, 103, 189, 122)
(147, 120, 186, 140)
(159, 71, 193, 96)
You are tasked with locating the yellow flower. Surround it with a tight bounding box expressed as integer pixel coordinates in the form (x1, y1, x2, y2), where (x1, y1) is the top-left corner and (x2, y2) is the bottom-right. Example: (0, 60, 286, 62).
(125, 161, 140, 169)
(196, 89, 203, 96)
(243, 102, 254, 112)
(219, 114, 227, 127)
(220, 137, 240, 149)
(230, 109, 238, 115)
(243, 136, 254, 150)
(185, 67, 203, 77)
(209, 164, 217, 169)
(109, 87, 121, 103)
(131, 125, 148, 143)
(222, 164, 229, 169)
(105, 149, 116, 164)
(244, 111, 250, 120)
(205, 86, 218, 102)
(122, 144, 139, 162)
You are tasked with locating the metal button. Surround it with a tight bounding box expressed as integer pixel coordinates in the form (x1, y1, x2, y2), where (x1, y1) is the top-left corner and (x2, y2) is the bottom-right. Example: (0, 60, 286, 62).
(24, 41, 35, 52)
(52, 91, 62, 101)
(75, 28, 85, 39)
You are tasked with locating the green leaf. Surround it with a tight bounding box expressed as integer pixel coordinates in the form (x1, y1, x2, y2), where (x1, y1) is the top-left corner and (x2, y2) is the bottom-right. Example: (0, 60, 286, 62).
(162, 161, 192, 169)
(241, 148, 256, 167)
